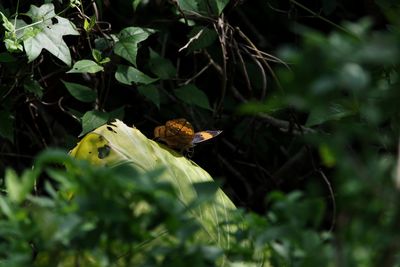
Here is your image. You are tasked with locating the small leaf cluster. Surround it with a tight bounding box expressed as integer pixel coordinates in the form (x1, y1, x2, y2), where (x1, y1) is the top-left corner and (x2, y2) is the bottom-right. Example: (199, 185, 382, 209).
(0, 150, 226, 266)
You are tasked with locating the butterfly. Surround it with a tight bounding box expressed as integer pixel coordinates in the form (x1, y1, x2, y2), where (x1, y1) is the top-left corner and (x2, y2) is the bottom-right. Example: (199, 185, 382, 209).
(154, 118, 222, 151)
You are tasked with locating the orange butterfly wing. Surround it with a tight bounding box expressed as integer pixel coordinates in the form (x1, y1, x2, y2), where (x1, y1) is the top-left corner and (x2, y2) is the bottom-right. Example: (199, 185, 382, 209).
(192, 130, 223, 145)
(155, 118, 222, 150)
(154, 118, 195, 150)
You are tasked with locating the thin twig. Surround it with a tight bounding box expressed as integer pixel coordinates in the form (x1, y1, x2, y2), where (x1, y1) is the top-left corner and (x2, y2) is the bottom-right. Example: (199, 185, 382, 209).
(180, 62, 212, 86)
(233, 40, 252, 95)
(204, 50, 223, 75)
(58, 97, 80, 122)
(318, 169, 336, 231)
(179, 28, 204, 52)
(236, 27, 283, 91)
(214, 15, 229, 113)
(395, 139, 400, 190)
(217, 154, 253, 198)
(289, 0, 359, 39)
(258, 113, 316, 134)
(242, 44, 291, 69)
(241, 45, 267, 100)
(231, 85, 248, 103)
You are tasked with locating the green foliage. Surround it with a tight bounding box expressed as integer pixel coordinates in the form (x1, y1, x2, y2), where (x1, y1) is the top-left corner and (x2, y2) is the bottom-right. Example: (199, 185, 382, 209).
(239, 17, 400, 267)
(148, 49, 177, 79)
(174, 84, 212, 110)
(137, 84, 161, 108)
(0, 150, 227, 266)
(68, 59, 104, 73)
(62, 81, 97, 103)
(115, 65, 158, 85)
(15, 4, 78, 65)
(1, 0, 400, 266)
(114, 27, 154, 66)
(80, 110, 110, 136)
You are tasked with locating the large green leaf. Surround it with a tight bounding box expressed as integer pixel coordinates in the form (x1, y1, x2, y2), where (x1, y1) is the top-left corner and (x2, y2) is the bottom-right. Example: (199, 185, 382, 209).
(79, 110, 110, 137)
(148, 49, 176, 79)
(62, 81, 97, 102)
(70, 120, 236, 250)
(115, 64, 158, 85)
(174, 84, 212, 110)
(114, 27, 154, 66)
(22, 4, 79, 66)
(137, 84, 161, 108)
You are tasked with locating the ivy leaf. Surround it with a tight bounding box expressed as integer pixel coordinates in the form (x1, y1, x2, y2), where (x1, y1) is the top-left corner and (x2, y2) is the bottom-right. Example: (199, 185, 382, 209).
(114, 27, 154, 66)
(23, 4, 79, 66)
(174, 84, 211, 110)
(115, 65, 157, 85)
(138, 84, 160, 108)
(148, 49, 176, 79)
(80, 110, 109, 137)
(67, 60, 104, 73)
(62, 81, 97, 102)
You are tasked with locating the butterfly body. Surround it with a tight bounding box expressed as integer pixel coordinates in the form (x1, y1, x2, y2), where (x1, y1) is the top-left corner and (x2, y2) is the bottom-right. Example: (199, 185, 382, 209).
(154, 118, 222, 150)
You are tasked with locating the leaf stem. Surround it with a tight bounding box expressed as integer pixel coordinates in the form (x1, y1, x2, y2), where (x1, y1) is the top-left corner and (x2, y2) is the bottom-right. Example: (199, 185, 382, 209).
(289, 0, 360, 39)
(14, 19, 45, 32)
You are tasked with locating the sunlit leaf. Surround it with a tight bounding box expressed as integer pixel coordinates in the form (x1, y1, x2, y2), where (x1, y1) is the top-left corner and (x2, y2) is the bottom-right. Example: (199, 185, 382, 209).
(23, 4, 79, 66)
(319, 143, 336, 167)
(70, 120, 237, 249)
(5, 168, 35, 204)
(67, 60, 104, 73)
